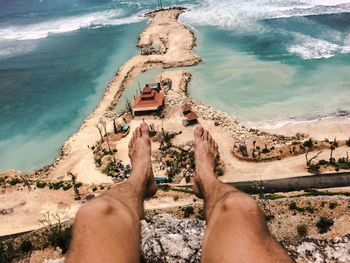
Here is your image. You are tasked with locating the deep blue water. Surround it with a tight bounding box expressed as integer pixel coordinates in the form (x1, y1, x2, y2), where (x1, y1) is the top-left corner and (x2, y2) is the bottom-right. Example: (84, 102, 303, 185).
(1, 0, 350, 171)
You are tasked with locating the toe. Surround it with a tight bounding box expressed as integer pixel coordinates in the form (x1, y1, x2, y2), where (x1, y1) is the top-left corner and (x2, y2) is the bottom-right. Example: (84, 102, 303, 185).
(135, 127, 141, 138)
(208, 134, 213, 144)
(194, 126, 204, 143)
(210, 136, 215, 149)
(214, 142, 219, 152)
(140, 122, 150, 138)
(203, 130, 209, 141)
(214, 142, 219, 157)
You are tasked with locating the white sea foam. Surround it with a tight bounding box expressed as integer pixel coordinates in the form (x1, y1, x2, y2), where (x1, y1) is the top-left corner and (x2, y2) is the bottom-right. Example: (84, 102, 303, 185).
(0, 9, 146, 41)
(287, 31, 350, 59)
(182, 0, 350, 29)
(0, 43, 37, 58)
(182, 0, 350, 59)
(288, 33, 341, 59)
(250, 115, 350, 130)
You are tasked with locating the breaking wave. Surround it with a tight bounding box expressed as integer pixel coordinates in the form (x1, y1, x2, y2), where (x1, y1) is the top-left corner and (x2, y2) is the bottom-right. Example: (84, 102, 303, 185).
(183, 0, 350, 29)
(182, 0, 350, 59)
(288, 31, 350, 59)
(0, 9, 146, 41)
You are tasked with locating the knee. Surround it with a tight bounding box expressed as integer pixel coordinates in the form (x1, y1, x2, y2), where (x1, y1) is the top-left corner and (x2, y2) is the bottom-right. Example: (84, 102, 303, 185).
(75, 197, 134, 224)
(219, 192, 261, 216)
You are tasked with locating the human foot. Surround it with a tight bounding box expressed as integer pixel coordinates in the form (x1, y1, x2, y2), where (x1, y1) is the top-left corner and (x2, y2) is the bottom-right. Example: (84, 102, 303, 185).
(193, 126, 219, 199)
(128, 122, 157, 198)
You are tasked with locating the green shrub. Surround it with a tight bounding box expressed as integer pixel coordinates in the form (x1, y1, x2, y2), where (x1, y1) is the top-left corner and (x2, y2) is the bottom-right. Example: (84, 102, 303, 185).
(316, 217, 334, 234)
(346, 138, 350, 147)
(182, 206, 194, 218)
(158, 184, 170, 191)
(36, 181, 47, 188)
(196, 208, 205, 220)
(297, 224, 308, 237)
(329, 202, 337, 209)
(94, 158, 102, 166)
(0, 177, 4, 185)
(305, 206, 315, 213)
(289, 202, 298, 210)
(49, 181, 64, 190)
(303, 138, 314, 149)
(62, 183, 72, 191)
(103, 162, 117, 177)
(289, 202, 305, 212)
(261, 148, 270, 154)
(0, 240, 15, 263)
(265, 214, 275, 222)
(264, 194, 286, 200)
(9, 178, 23, 186)
(48, 226, 72, 254)
(149, 130, 157, 137)
(19, 240, 33, 254)
(335, 162, 350, 170)
(308, 163, 320, 175)
(318, 160, 328, 166)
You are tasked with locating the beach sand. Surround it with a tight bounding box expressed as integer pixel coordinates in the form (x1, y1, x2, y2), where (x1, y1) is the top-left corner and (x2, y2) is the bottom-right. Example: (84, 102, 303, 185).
(262, 117, 350, 141)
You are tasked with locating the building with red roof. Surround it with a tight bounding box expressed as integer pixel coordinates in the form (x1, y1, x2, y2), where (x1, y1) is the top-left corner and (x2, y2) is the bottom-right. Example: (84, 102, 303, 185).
(132, 86, 164, 115)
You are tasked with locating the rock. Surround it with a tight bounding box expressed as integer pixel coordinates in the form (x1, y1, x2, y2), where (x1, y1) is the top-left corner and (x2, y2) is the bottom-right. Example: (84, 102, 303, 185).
(182, 145, 192, 152)
(293, 234, 350, 263)
(141, 214, 205, 263)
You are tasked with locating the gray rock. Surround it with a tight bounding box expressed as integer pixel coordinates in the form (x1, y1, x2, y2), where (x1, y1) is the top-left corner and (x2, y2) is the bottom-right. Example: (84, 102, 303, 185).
(294, 234, 350, 263)
(141, 214, 205, 263)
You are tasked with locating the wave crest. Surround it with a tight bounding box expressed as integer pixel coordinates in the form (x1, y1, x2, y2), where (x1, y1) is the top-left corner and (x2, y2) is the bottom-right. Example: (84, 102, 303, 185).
(0, 9, 146, 41)
(183, 0, 350, 29)
(182, 0, 350, 59)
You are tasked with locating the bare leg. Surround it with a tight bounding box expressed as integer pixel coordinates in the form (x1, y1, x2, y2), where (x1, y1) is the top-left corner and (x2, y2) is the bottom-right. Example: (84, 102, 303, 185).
(66, 122, 157, 263)
(193, 126, 292, 263)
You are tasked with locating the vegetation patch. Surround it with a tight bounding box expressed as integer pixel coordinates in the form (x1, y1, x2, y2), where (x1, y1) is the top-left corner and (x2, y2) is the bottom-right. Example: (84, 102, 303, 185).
(316, 217, 334, 234)
(182, 206, 194, 218)
(297, 224, 308, 237)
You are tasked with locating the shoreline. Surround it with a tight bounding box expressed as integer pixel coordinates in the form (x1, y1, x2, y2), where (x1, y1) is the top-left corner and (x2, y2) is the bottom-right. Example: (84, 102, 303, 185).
(0, 7, 349, 180)
(260, 116, 350, 141)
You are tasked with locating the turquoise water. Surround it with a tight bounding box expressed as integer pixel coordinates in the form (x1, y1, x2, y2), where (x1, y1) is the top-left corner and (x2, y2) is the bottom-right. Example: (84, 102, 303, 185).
(188, 25, 350, 125)
(1, 0, 350, 172)
(0, 23, 145, 171)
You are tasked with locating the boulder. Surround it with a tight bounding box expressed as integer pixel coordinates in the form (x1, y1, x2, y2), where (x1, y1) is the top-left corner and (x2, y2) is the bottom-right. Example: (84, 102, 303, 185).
(141, 214, 205, 263)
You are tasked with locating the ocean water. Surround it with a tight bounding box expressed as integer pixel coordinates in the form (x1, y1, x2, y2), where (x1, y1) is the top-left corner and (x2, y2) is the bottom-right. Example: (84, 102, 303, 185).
(181, 0, 350, 125)
(1, 0, 350, 172)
